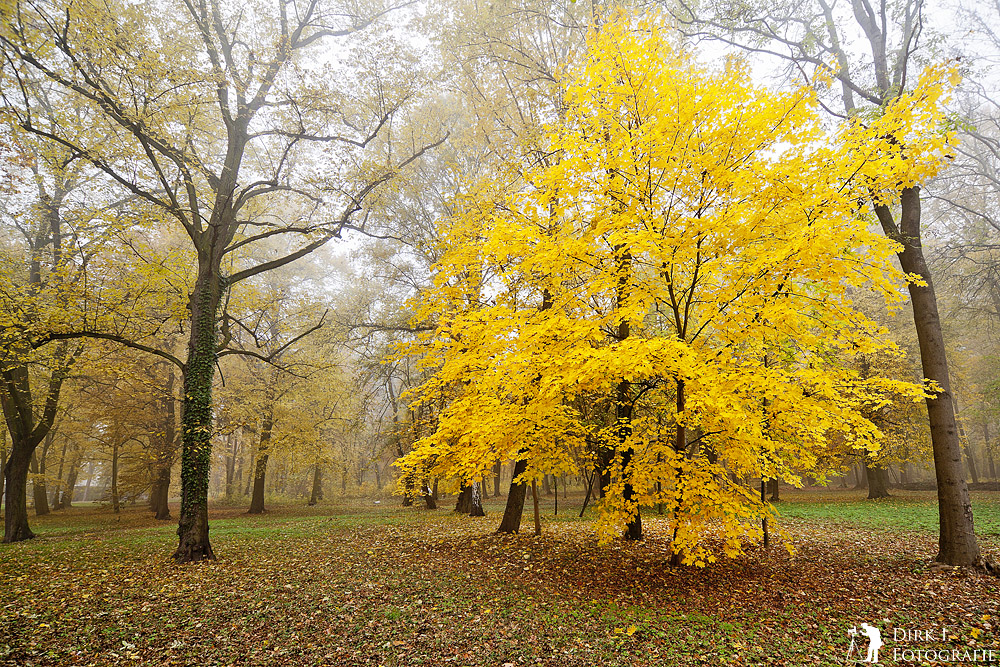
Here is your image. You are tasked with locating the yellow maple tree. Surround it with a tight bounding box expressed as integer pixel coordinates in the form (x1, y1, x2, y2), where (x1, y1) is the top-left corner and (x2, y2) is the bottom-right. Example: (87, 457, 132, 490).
(399, 13, 952, 565)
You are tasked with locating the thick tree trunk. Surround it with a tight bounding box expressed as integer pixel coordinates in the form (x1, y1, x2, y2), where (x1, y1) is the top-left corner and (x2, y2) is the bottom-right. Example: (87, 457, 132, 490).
(455, 484, 472, 514)
(173, 273, 225, 563)
(768, 478, 779, 502)
(497, 458, 528, 533)
(3, 446, 35, 542)
(866, 463, 890, 499)
(874, 188, 979, 566)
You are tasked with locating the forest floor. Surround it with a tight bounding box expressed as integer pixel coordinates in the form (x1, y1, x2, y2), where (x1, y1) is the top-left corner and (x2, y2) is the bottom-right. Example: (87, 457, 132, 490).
(2, 488, 999, 667)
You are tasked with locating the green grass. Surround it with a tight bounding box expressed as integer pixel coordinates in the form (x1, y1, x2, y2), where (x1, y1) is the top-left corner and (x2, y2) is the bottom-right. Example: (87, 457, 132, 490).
(773, 488, 1000, 535)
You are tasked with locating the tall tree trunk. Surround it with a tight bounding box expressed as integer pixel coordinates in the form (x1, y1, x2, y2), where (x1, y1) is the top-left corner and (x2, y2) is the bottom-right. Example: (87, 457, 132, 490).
(866, 463, 890, 499)
(768, 478, 780, 502)
(874, 189, 979, 565)
(173, 271, 225, 562)
(497, 458, 528, 533)
(248, 407, 274, 515)
(493, 461, 501, 498)
(308, 463, 322, 506)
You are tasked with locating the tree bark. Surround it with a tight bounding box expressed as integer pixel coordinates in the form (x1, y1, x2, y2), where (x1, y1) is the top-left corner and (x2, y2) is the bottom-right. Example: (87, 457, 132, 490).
(110, 439, 120, 513)
(308, 463, 323, 506)
(173, 270, 226, 562)
(248, 406, 274, 515)
(30, 451, 50, 516)
(455, 484, 472, 514)
(873, 188, 980, 565)
(866, 463, 890, 499)
(58, 460, 77, 510)
(3, 446, 35, 542)
(422, 482, 437, 510)
(768, 478, 780, 502)
(497, 458, 528, 533)
(470, 481, 485, 517)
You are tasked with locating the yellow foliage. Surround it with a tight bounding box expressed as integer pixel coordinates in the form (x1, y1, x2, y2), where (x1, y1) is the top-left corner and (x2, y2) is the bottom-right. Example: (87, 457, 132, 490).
(398, 13, 951, 564)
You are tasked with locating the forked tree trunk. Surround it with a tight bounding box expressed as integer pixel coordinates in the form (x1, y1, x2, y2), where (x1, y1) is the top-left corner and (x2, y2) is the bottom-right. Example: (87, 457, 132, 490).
(497, 458, 528, 533)
(874, 188, 980, 566)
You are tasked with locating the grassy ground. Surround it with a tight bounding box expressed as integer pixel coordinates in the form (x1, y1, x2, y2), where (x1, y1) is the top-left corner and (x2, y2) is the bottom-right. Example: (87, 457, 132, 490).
(1, 488, 999, 667)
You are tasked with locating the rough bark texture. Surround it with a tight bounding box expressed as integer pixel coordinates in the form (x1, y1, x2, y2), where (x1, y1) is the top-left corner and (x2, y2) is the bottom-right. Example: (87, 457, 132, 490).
(3, 447, 35, 542)
(173, 273, 225, 563)
(497, 458, 528, 533)
(470, 482, 485, 517)
(874, 188, 980, 565)
(866, 463, 891, 500)
(455, 485, 472, 514)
